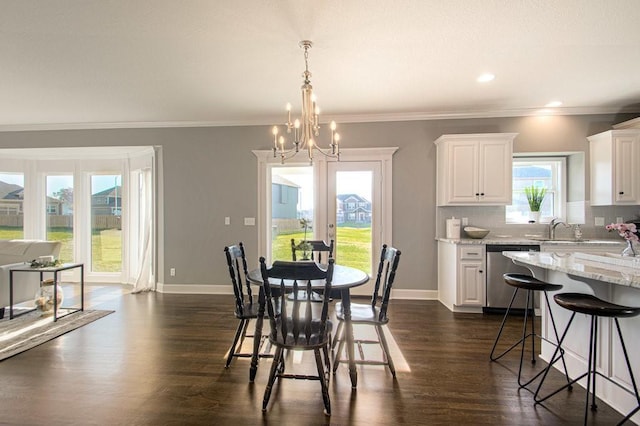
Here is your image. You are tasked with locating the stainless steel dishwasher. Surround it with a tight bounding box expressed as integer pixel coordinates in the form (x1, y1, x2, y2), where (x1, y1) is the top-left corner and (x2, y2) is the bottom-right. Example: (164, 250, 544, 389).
(483, 244, 540, 314)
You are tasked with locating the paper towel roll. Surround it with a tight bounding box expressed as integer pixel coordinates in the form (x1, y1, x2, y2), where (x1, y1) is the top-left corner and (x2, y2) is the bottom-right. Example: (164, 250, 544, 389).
(446, 217, 461, 239)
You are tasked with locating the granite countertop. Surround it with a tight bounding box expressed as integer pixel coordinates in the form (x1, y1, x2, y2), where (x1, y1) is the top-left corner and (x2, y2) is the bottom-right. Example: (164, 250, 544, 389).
(502, 251, 640, 289)
(435, 236, 624, 246)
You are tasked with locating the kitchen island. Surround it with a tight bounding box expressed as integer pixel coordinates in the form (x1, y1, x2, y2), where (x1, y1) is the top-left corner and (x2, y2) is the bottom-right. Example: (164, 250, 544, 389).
(503, 250, 640, 423)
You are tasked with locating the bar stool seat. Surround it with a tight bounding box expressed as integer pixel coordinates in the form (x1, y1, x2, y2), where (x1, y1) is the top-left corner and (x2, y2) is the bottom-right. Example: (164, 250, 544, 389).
(535, 292, 640, 425)
(504, 273, 563, 292)
(554, 293, 640, 318)
(490, 273, 571, 389)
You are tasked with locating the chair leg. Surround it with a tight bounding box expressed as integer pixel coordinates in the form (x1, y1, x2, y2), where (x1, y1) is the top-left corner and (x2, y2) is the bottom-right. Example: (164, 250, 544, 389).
(322, 341, 332, 379)
(376, 324, 396, 377)
(314, 348, 331, 416)
(332, 321, 344, 349)
(333, 326, 346, 373)
(226, 318, 246, 368)
(262, 346, 283, 412)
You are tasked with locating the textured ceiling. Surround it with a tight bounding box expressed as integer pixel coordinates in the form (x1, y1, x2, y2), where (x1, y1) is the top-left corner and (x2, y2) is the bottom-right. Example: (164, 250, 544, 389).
(1, 0, 640, 130)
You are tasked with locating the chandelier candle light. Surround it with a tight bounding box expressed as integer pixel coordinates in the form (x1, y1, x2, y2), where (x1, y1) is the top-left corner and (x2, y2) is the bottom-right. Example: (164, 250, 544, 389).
(271, 40, 341, 164)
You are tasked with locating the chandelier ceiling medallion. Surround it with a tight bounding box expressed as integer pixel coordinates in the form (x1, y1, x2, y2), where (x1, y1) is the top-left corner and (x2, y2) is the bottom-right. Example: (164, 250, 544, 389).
(271, 40, 341, 164)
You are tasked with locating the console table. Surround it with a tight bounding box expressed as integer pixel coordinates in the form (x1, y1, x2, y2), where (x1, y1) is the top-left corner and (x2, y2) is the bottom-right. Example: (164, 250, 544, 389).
(9, 263, 84, 321)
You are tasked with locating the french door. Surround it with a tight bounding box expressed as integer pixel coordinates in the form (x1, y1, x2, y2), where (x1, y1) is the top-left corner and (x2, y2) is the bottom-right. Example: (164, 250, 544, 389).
(326, 161, 382, 295)
(256, 148, 396, 296)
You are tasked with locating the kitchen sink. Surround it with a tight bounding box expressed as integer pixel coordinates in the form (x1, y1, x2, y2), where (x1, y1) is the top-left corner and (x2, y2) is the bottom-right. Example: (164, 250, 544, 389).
(527, 237, 589, 242)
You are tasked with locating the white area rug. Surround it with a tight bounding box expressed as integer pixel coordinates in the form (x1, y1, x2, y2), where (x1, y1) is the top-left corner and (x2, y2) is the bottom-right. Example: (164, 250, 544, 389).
(0, 309, 113, 361)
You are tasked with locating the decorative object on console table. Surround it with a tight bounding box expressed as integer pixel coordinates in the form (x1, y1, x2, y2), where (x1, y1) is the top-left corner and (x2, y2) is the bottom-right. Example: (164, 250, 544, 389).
(605, 222, 638, 257)
(34, 278, 63, 315)
(524, 185, 546, 223)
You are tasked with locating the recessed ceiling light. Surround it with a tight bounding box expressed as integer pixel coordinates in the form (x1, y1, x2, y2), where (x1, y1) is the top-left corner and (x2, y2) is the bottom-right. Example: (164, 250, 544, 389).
(477, 73, 495, 83)
(545, 101, 563, 108)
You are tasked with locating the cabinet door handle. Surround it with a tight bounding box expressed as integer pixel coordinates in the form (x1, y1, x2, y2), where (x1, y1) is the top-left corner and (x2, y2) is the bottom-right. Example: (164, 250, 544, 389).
(480, 192, 485, 196)
(479, 270, 484, 273)
(619, 191, 624, 195)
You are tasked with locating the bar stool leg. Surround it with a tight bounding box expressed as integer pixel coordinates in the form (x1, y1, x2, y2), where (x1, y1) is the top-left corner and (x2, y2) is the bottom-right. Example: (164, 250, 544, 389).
(491, 286, 572, 390)
(542, 291, 573, 389)
(614, 318, 640, 425)
(490, 288, 521, 361)
(535, 312, 582, 404)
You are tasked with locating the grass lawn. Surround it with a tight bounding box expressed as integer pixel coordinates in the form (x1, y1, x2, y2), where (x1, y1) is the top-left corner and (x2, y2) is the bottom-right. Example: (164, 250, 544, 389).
(272, 227, 372, 273)
(0, 227, 122, 272)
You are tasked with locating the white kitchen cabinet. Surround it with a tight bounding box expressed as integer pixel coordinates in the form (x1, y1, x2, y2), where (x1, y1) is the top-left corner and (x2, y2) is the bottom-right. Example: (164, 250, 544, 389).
(437, 242, 485, 312)
(434, 133, 517, 206)
(588, 129, 640, 206)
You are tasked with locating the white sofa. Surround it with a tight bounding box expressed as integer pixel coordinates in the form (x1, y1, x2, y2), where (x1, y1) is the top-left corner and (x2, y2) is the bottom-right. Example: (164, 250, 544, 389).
(0, 240, 62, 319)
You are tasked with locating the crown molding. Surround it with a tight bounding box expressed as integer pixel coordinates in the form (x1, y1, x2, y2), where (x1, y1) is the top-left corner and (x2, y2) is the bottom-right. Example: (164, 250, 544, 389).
(0, 106, 637, 133)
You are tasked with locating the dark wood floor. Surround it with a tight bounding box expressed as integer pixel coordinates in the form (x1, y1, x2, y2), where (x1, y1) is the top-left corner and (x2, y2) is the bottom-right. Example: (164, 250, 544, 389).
(0, 285, 629, 425)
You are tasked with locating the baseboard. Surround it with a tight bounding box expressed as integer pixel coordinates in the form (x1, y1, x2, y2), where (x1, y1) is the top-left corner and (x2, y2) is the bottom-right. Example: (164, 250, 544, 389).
(391, 289, 438, 300)
(156, 283, 438, 300)
(156, 283, 231, 294)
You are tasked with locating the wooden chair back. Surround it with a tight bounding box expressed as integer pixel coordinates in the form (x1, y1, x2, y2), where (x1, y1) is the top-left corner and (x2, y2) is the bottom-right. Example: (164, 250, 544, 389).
(260, 258, 334, 347)
(290, 239, 334, 263)
(224, 242, 253, 317)
(370, 244, 401, 322)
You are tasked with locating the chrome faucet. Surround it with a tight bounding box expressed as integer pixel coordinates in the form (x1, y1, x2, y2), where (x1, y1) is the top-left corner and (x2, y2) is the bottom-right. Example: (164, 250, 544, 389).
(548, 217, 571, 240)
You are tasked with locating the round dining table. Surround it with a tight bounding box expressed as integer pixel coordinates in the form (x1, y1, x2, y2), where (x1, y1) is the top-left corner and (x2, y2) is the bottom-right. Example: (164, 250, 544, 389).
(247, 263, 369, 388)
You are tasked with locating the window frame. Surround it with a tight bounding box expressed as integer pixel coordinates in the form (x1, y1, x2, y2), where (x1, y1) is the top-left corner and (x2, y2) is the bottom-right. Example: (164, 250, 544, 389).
(507, 156, 567, 224)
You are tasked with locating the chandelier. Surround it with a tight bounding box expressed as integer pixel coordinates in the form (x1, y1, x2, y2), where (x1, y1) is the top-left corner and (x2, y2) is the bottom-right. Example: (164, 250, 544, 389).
(271, 40, 341, 164)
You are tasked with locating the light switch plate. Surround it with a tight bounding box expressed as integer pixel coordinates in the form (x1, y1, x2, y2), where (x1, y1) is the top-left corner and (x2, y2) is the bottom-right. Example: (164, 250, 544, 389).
(594, 217, 605, 226)
(616, 217, 624, 224)
(244, 217, 255, 226)
(224, 217, 230, 225)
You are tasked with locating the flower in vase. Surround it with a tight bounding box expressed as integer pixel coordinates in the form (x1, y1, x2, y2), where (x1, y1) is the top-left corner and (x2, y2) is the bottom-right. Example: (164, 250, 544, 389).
(606, 222, 639, 242)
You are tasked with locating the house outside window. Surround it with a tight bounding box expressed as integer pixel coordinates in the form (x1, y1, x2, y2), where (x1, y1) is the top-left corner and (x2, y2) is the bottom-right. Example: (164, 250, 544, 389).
(506, 157, 566, 224)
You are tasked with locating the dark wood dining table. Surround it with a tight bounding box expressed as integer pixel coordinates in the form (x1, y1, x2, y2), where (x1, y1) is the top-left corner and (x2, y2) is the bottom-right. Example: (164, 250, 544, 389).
(247, 263, 369, 388)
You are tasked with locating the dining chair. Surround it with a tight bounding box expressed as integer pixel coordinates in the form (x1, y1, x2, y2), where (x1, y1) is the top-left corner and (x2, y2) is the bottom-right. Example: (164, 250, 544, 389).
(259, 258, 334, 416)
(290, 239, 334, 301)
(332, 244, 401, 377)
(290, 239, 334, 262)
(223, 243, 272, 368)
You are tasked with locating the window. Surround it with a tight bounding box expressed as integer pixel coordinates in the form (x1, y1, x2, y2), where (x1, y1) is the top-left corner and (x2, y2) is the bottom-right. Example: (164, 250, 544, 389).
(46, 175, 74, 263)
(506, 157, 566, 224)
(0, 173, 24, 238)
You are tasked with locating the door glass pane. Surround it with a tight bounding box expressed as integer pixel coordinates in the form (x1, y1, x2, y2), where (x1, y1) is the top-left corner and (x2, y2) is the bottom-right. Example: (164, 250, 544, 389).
(336, 171, 373, 274)
(0, 173, 25, 239)
(91, 174, 122, 272)
(270, 166, 313, 261)
(46, 175, 74, 262)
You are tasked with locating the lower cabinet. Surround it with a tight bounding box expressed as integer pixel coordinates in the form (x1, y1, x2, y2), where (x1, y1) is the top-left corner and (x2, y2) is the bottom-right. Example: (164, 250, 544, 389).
(437, 241, 486, 312)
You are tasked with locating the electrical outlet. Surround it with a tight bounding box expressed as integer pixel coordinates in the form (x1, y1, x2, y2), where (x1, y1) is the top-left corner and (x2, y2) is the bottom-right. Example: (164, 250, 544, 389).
(594, 217, 605, 226)
(170, 268, 176, 276)
(616, 217, 624, 224)
(462, 217, 468, 226)
(225, 217, 230, 225)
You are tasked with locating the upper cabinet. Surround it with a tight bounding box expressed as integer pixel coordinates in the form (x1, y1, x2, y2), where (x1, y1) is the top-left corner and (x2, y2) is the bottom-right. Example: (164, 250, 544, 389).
(588, 129, 640, 206)
(434, 133, 517, 206)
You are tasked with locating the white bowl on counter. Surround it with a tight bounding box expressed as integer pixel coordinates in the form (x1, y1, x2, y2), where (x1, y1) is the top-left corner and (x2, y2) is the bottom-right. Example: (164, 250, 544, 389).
(464, 226, 490, 239)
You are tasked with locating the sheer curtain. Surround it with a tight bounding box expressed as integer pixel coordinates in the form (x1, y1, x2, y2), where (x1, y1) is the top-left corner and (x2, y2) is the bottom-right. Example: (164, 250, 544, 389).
(127, 155, 156, 293)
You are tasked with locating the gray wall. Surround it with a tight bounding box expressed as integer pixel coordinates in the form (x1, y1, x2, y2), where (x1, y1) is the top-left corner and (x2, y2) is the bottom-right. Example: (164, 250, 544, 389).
(0, 113, 637, 293)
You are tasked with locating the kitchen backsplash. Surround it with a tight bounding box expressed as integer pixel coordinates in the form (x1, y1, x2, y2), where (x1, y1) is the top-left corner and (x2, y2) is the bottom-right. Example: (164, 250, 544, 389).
(436, 204, 640, 240)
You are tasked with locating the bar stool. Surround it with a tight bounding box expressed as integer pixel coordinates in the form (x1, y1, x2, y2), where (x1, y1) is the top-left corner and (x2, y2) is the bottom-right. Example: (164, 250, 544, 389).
(534, 293, 640, 425)
(490, 273, 571, 389)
